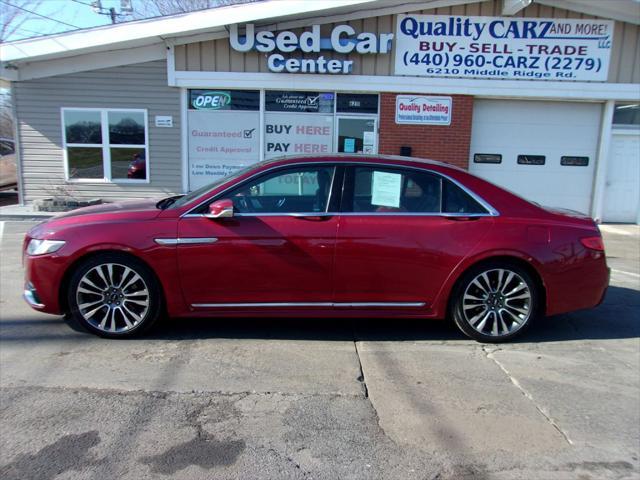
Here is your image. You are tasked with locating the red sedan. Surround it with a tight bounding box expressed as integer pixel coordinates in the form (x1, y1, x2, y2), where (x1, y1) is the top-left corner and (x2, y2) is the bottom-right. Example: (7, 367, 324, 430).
(23, 155, 609, 342)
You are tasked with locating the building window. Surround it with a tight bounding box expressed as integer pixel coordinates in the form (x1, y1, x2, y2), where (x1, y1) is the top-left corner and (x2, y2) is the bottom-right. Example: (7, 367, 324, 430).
(62, 108, 148, 182)
(561, 156, 589, 166)
(517, 155, 545, 165)
(473, 153, 502, 164)
(613, 103, 640, 127)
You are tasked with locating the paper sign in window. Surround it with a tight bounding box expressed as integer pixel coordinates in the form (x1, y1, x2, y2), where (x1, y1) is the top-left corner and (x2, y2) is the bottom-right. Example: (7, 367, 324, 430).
(363, 131, 375, 146)
(344, 138, 356, 153)
(371, 171, 402, 208)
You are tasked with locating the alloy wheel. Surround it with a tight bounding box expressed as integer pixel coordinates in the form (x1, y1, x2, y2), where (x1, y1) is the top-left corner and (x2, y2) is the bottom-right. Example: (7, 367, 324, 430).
(75, 263, 150, 333)
(461, 268, 532, 337)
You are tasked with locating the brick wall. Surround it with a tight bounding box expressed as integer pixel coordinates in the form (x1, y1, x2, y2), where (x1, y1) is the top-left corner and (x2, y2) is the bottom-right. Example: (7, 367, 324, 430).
(378, 93, 473, 169)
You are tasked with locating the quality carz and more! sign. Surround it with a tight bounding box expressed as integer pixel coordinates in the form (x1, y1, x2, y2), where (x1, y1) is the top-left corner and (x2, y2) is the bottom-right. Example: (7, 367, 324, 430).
(394, 15, 613, 81)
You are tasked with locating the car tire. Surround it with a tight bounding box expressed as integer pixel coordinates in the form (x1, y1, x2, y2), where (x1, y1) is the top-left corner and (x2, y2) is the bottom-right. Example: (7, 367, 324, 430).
(452, 262, 539, 343)
(67, 253, 162, 338)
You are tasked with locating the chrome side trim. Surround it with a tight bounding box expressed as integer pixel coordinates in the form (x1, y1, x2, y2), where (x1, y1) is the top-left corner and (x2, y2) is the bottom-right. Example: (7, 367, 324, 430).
(191, 302, 425, 309)
(192, 302, 334, 308)
(178, 237, 218, 245)
(183, 212, 493, 218)
(23, 289, 44, 309)
(155, 237, 218, 246)
(154, 238, 178, 245)
(334, 302, 425, 308)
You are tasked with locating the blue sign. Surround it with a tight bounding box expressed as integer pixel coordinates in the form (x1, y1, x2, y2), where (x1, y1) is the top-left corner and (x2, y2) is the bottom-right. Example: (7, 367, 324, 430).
(344, 138, 356, 153)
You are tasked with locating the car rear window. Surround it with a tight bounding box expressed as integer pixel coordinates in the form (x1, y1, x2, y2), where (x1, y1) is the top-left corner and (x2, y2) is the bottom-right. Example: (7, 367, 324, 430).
(349, 166, 488, 215)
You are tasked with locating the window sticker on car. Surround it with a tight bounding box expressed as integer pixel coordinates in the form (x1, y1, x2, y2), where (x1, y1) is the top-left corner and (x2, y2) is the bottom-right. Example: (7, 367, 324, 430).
(371, 171, 402, 208)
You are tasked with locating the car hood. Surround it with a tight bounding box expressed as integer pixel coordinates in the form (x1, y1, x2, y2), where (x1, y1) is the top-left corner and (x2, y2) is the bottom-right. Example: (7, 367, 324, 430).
(53, 199, 160, 219)
(28, 199, 163, 239)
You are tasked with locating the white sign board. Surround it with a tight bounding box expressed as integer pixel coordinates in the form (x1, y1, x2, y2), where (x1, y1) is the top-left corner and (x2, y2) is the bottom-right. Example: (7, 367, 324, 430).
(396, 96, 452, 125)
(188, 110, 260, 190)
(155, 115, 173, 127)
(264, 113, 334, 159)
(363, 131, 375, 146)
(394, 15, 613, 81)
(371, 171, 402, 208)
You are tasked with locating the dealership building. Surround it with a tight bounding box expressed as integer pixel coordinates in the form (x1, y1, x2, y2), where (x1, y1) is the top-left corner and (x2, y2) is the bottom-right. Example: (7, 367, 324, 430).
(1, 0, 639, 222)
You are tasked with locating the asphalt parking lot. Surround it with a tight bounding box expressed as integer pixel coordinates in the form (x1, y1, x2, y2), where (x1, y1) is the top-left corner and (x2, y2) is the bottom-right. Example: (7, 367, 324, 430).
(0, 220, 638, 480)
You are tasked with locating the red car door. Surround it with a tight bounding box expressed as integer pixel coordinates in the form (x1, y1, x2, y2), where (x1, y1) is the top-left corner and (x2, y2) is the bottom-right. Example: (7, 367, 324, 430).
(177, 165, 340, 307)
(333, 165, 495, 308)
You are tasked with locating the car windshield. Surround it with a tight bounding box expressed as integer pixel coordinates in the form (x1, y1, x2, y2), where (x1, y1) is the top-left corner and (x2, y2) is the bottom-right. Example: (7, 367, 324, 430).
(169, 164, 259, 209)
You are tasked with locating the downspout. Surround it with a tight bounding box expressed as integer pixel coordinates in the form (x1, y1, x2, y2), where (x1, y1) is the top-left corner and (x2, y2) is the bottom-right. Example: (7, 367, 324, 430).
(10, 81, 25, 206)
(590, 100, 615, 223)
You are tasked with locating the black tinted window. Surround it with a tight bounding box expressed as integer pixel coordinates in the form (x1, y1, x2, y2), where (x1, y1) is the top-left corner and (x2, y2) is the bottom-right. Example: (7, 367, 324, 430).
(226, 166, 335, 214)
(351, 167, 442, 213)
(442, 180, 487, 214)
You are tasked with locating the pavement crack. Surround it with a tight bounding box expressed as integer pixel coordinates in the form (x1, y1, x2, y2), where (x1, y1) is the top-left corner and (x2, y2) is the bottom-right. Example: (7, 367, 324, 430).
(353, 340, 369, 398)
(265, 447, 310, 479)
(350, 329, 399, 447)
(482, 346, 573, 445)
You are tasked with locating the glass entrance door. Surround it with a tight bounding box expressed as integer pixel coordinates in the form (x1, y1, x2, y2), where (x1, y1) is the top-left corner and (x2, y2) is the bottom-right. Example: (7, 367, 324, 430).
(336, 117, 377, 154)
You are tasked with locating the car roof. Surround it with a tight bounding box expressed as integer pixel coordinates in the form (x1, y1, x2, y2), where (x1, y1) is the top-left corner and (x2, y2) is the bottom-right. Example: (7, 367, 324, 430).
(253, 154, 467, 173)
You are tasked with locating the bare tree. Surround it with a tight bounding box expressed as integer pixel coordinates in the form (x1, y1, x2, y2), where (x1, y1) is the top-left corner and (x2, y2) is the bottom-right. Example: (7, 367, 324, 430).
(0, 0, 55, 42)
(0, 88, 14, 140)
(131, 0, 261, 19)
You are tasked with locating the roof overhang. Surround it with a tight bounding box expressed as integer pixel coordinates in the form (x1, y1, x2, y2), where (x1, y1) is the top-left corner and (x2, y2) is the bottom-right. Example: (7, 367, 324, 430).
(1, 0, 638, 81)
(0, 0, 379, 65)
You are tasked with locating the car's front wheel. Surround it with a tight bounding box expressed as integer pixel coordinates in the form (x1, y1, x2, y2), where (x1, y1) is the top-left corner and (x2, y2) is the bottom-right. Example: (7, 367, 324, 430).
(452, 262, 539, 343)
(67, 253, 162, 338)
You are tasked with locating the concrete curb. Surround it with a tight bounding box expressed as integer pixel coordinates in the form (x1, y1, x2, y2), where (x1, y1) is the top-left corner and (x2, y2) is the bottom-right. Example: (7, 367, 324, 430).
(0, 214, 53, 221)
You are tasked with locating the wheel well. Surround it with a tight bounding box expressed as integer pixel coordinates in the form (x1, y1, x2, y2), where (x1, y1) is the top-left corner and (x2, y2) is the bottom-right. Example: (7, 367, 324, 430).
(446, 256, 547, 318)
(58, 250, 164, 314)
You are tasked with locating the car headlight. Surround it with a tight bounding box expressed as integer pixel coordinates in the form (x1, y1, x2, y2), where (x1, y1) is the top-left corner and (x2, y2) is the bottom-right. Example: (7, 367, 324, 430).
(26, 239, 66, 256)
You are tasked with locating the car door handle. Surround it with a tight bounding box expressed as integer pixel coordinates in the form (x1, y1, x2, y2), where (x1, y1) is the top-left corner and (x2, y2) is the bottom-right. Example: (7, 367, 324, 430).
(443, 215, 481, 221)
(290, 214, 333, 221)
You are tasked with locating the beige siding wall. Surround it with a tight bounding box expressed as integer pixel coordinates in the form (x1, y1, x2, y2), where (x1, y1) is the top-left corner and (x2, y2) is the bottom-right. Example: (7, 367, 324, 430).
(15, 61, 182, 204)
(174, 1, 639, 83)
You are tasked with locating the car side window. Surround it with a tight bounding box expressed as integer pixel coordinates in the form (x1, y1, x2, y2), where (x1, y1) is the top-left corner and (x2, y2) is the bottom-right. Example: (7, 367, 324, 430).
(442, 179, 487, 214)
(351, 167, 442, 213)
(226, 166, 335, 214)
(0, 141, 13, 156)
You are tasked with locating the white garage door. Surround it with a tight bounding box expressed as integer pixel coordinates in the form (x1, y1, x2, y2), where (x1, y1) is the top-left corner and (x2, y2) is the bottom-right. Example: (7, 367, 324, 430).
(470, 100, 601, 214)
(602, 132, 640, 223)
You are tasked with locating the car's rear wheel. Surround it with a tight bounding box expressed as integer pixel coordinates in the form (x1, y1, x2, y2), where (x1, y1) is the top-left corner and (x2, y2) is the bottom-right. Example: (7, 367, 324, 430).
(452, 262, 539, 343)
(67, 253, 162, 338)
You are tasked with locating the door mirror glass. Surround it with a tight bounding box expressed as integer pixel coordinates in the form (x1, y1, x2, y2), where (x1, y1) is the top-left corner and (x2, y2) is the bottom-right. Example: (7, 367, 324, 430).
(206, 199, 234, 219)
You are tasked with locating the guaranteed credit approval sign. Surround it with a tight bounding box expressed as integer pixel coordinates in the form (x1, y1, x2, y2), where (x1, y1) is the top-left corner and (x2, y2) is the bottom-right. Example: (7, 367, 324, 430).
(394, 15, 613, 81)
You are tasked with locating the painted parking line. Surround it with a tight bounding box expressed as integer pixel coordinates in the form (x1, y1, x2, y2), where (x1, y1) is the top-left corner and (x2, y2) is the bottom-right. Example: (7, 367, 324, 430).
(611, 269, 640, 278)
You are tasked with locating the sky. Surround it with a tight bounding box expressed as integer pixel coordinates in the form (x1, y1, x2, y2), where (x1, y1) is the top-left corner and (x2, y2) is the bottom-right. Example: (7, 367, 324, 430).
(2, 0, 139, 41)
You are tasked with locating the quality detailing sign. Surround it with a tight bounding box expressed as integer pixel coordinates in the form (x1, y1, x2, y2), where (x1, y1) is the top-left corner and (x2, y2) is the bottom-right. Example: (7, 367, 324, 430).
(396, 96, 452, 125)
(394, 15, 613, 81)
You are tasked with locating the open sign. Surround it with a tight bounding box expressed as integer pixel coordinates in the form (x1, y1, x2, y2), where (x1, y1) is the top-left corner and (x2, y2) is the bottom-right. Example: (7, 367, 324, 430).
(192, 91, 232, 110)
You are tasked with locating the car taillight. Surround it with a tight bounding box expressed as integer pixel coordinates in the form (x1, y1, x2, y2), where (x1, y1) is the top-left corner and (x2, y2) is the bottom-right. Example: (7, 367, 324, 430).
(580, 236, 605, 251)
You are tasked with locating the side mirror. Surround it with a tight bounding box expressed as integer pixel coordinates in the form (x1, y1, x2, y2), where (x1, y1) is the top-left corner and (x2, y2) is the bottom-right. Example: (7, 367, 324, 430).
(205, 199, 234, 219)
